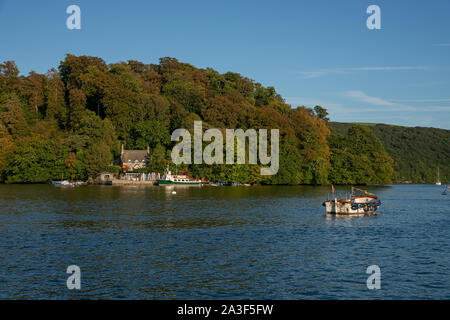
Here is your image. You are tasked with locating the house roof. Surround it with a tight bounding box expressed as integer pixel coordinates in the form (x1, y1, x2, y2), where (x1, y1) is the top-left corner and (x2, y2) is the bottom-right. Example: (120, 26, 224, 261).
(121, 150, 148, 163)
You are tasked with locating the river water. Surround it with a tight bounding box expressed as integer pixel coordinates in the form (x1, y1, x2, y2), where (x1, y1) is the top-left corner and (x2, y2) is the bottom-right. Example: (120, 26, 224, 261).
(0, 184, 448, 299)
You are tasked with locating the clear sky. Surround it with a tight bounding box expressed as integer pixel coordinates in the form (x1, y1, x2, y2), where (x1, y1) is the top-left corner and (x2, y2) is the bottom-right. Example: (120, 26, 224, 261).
(1, 0, 449, 129)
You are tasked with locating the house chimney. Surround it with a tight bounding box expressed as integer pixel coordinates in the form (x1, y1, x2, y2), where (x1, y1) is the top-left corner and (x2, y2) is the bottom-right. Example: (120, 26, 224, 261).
(147, 145, 150, 154)
(121, 143, 124, 155)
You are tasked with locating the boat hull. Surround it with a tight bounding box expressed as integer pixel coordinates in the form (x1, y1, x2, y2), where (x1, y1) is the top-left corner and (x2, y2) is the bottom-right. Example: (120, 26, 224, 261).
(51, 180, 78, 187)
(157, 180, 201, 185)
(324, 199, 380, 215)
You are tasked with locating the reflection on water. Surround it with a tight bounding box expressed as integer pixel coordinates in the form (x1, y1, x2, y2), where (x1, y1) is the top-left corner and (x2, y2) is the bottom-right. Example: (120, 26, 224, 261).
(0, 184, 449, 299)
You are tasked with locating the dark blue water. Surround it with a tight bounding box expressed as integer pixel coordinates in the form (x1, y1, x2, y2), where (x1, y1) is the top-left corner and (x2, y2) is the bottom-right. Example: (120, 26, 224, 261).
(0, 184, 448, 299)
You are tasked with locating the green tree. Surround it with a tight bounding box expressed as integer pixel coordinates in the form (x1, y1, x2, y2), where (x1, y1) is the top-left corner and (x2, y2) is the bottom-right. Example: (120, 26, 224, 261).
(147, 144, 168, 173)
(23, 71, 46, 117)
(83, 142, 112, 179)
(129, 120, 170, 150)
(314, 105, 329, 121)
(68, 88, 87, 129)
(0, 92, 29, 137)
(163, 79, 206, 114)
(4, 138, 66, 183)
(0, 126, 17, 181)
(45, 68, 67, 125)
(328, 125, 393, 184)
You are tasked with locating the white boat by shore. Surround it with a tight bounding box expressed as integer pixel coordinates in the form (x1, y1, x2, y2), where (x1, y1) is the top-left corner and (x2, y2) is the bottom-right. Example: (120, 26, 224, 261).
(323, 186, 381, 215)
(156, 165, 201, 185)
(51, 180, 80, 187)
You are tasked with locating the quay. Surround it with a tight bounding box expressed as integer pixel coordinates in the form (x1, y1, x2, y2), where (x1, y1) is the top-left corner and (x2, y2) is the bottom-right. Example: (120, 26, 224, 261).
(102, 179, 157, 186)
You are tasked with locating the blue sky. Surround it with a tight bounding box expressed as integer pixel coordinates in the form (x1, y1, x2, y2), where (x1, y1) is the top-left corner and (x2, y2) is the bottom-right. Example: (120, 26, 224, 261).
(1, 0, 449, 129)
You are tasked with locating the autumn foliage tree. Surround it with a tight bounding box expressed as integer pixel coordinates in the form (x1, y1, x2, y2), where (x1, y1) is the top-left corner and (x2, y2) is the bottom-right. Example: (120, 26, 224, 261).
(0, 54, 402, 184)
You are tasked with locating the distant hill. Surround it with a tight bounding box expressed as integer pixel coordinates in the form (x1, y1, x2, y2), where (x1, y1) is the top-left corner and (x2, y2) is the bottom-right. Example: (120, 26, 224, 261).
(329, 122, 450, 184)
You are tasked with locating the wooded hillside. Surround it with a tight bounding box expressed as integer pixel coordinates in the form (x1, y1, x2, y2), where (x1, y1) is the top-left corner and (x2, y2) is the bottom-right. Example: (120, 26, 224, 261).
(1, 55, 431, 185)
(330, 122, 450, 184)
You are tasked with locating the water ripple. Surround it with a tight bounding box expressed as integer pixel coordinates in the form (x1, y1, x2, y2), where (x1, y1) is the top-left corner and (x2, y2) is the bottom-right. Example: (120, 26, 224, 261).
(0, 184, 449, 299)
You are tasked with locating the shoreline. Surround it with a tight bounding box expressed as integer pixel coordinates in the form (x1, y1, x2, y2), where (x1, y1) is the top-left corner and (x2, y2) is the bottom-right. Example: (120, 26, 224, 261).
(0, 182, 441, 186)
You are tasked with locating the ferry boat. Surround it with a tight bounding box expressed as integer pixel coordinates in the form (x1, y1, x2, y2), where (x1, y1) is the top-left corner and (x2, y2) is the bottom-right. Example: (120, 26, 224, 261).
(157, 165, 201, 185)
(322, 185, 381, 215)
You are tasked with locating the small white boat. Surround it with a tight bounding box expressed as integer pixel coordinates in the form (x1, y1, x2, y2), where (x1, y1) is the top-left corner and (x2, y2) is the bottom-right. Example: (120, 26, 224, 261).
(323, 186, 381, 215)
(51, 180, 77, 187)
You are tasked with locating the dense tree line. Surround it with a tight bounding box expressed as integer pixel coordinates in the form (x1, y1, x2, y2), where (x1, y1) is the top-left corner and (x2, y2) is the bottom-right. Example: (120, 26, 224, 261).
(1, 55, 395, 184)
(328, 125, 394, 184)
(330, 122, 450, 184)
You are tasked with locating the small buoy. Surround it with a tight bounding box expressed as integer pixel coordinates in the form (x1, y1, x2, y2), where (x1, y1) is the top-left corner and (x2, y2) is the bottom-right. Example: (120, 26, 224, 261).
(171, 191, 176, 194)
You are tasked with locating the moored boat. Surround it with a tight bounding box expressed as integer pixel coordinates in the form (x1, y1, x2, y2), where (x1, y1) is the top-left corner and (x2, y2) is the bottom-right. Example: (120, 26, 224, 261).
(322, 185, 381, 215)
(51, 180, 77, 187)
(157, 165, 201, 185)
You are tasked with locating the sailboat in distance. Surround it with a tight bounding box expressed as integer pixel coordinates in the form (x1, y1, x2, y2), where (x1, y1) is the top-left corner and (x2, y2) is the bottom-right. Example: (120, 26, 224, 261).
(436, 167, 442, 186)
